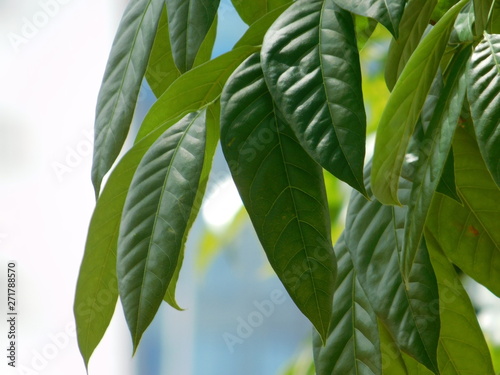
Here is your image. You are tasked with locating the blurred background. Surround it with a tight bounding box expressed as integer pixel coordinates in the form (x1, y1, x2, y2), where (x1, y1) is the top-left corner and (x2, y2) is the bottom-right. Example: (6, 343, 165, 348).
(0, 1, 498, 374)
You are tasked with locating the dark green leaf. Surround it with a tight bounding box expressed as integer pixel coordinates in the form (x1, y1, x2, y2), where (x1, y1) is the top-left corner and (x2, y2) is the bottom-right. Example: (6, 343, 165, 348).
(332, 0, 405, 38)
(474, 0, 494, 35)
(385, 0, 437, 91)
(371, 0, 468, 205)
(221, 53, 336, 341)
(450, 2, 475, 44)
(436, 148, 461, 203)
(355, 16, 379, 50)
(402, 46, 470, 280)
(135, 46, 259, 142)
(346, 167, 440, 373)
(313, 235, 380, 375)
(166, 0, 220, 72)
(426, 126, 500, 297)
(432, 0, 459, 23)
(467, 33, 500, 187)
(145, 6, 181, 98)
(231, 0, 290, 25)
(91, 0, 164, 196)
(74, 117, 178, 367)
(425, 231, 496, 375)
(117, 111, 208, 349)
(261, 0, 367, 195)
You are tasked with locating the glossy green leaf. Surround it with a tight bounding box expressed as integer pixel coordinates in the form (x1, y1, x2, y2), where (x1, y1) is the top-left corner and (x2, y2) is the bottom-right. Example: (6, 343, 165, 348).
(402, 46, 470, 280)
(313, 235, 380, 375)
(135, 45, 258, 142)
(426, 126, 500, 297)
(117, 111, 208, 349)
(145, 6, 181, 98)
(385, 0, 437, 91)
(467, 33, 500, 187)
(261, 0, 367, 195)
(74, 117, 178, 367)
(346, 167, 440, 373)
(233, 3, 292, 49)
(91, 0, 164, 197)
(166, 0, 220, 72)
(192, 15, 218, 67)
(371, 0, 468, 205)
(425, 231, 496, 375)
(163, 102, 220, 309)
(450, 2, 475, 44)
(332, 0, 405, 38)
(221, 53, 336, 341)
(355, 16, 379, 50)
(231, 0, 290, 25)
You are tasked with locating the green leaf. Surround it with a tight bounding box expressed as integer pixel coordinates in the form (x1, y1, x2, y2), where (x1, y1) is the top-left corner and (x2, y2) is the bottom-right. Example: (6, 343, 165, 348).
(163, 102, 220, 309)
(145, 6, 181, 98)
(425, 231, 496, 375)
(313, 235, 380, 375)
(192, 15, 218, 67)
(233, 2, 293, 49)
(436, 148, 461, 203)
(474, 0, 494, 35)
(385, 0, 437, 91)
(91, 0, 164, 197)
(135, 45, 259, 142)
(402, 46, 470, 280)
(432, 0, 459, 23)
(261, 0, 367, 195)
(166, 0, 220, 72)
(450, 2, 475, 44)
(355, 16, 379, 51)
(117, 111, 208, 349)
(346, 167, 440, 373)
(74, 117, 178, 367)
(426, 126, 500, 297)
(221, 53, 336, 342)
(231, 0, 290, 25)
(332, 0, 405, 38)
(467, 33, 500, 187)
(371, 0, 468, 205)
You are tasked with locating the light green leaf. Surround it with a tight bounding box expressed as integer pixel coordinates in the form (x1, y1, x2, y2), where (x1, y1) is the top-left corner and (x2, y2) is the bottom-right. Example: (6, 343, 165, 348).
(192, 15, 218, 67)
(332, 0, 405, 38)
(467, 33, 500, 187)
(425, 231, 496, 375)
(231, 0, 290, 25)
(313, 235, 380, 375)
(145, 6, 181, 98)
(233, 2, 292, 49)
(166, 0, 220, 72)
(385, 0, 437, 91)
(221, 53, 336, 342)
(355, 16, 379, 50)
(346, 166, 440, 373)
(74, 117, 178, 367)
(117, 111, 208, 349)
(261, 0, 367, 195)
(163, 102, 220, 309)
(403, 46, 470, 280)
(371, 0, 468, 205)
(91, 0, 164, 196)
(426, 126, 500, 297)
(450, 2, 475, 44)
(432, 0, 459, 22)
(135, 45, 259, 142)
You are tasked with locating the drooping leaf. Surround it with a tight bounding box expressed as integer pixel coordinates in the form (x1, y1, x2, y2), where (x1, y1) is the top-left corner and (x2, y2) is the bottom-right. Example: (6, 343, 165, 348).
(117, 111, 208, 349)
(385, 0, 437, 90)
(426, 126, 500, 297)
(332, 0, 405, 38)
(261, 0, 367, 195)
(313, 235, 380, 375)
(346, 166, 440, 373)
(163, 102, 220, 309)
(221, 53, 336, 341)
(233, 2, 293, 49)
(425, 231, 496, 375)
(402, 46, 470, 280)
(91, 0, 164, 196)
(166, 0, 220, 72)
(231, 0, 290, 25)
(135, 46, 258, 142)
(371, 0, 468, 205)
(74, 116, 179, 367)
(145, 6, 181, 98)
(467, 33, 500, 187)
